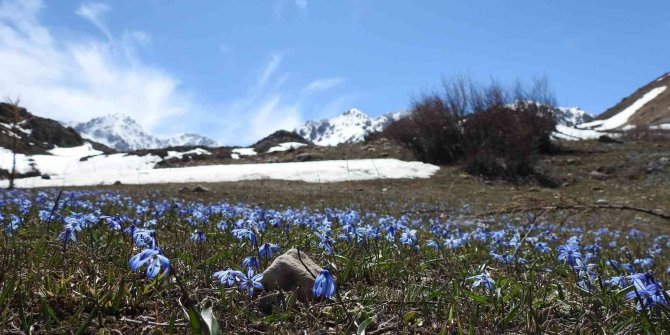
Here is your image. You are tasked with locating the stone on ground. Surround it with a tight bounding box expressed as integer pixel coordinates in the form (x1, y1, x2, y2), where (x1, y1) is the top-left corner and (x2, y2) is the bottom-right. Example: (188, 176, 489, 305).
(261, 249, 323, 302)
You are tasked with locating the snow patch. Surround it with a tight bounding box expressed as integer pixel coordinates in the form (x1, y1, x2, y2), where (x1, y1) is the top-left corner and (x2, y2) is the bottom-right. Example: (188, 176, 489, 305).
(580, 86, 667, 130)
(232, 148, 257, 156)
(651, 124, 670, 130)
(0, 158, 440, 188)
(553, 125, 605, 141)
(267, 142, 307, 153)
(165, 148, 211, 160)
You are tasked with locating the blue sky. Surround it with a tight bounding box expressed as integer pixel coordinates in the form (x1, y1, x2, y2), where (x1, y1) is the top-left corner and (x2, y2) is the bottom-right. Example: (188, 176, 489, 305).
(0, 0, 668, 145)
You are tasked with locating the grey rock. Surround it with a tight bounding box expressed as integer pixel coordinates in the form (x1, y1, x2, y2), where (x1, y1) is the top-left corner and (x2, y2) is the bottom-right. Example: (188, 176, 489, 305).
(595, 199, 609, 205)
(192, 185, 210, 193)
(589, 170, 610, 180)
(261, 249, 323, 302)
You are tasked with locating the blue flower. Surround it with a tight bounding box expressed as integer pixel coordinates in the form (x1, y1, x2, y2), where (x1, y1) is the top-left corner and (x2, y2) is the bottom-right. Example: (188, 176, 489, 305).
(426, 240, 442, 250)
(557, 244, 582, 266)
(535, 242, 551, 253)
(5, 214, 21, 237)
(58, 224, 77, 248)
(633, 258, 653, 268)
(314, 231, 335, 255)
(258, 243, 281, 260)
(232, 228, 257, 245)
(312, 269, 337, 299)
(399, 229, 417, 247)
(606, 276, 626, 288)
(625, 281, 669, 312)
(238, 269, 264, 297)
(572, 260, 597, 280)
(190, 230, 206, 243)
(213, 268, 243, 287)
(467, 273, 495, 291)
(129, 248, 170, 278)
(242, 256, 260, 269)
(132, 229, 156, 248)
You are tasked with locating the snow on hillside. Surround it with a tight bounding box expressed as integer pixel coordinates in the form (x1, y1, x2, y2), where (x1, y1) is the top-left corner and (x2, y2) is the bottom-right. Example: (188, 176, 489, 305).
(72, 114, 218, 151)
(579, 86, 667, 131)
(295, 109, 407, 146)
(266, 142, 307, 153)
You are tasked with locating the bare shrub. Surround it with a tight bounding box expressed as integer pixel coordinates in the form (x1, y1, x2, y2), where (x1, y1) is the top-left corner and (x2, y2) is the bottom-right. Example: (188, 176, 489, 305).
(380, 94, 463, 164)
(462, 103, 556, 180)
(381, 75, 558, 182)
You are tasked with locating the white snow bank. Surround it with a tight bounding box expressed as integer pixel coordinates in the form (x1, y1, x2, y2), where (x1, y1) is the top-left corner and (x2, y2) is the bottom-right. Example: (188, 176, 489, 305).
(0, 143, 162, 177)
(0, 159, 440, 188)
(49, 143, 102, 157)
(651, 124, 670, 130)
(165, 148, 211, 160)
(232, 148, 257, 156)
(267, 142, 307, 153)
(580, 86, 666, 131)
(553, 125, 605, 140)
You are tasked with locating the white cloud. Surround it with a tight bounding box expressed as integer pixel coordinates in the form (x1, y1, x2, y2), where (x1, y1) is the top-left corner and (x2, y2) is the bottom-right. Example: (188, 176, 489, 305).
(258, 53, 282, 89)
(215, 54, 303, 145)
(0, 0, 350, 146)
(0, 0, 194, 134)
(75, 2, 112, 40)
(303, 77, 345, 93)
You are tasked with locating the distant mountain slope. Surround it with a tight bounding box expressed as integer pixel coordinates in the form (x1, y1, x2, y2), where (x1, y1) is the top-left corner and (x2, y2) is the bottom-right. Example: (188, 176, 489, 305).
(295, 108, 408, 146)
(0, 103, 111, 155)
(252, 130, 311, 153)
(554, 107, 593, 127)
(580, 72, 670, 130)
(72, 114, 218, 151)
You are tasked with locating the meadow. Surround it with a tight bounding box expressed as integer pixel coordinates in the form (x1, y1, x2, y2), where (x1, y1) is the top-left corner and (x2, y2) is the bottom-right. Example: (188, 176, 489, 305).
(1, 140, 670, 334)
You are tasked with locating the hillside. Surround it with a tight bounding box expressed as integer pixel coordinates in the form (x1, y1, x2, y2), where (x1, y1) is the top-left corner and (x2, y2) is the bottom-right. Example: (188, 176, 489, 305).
(581, 72, 670, 131)
(0, 103, 112, 155)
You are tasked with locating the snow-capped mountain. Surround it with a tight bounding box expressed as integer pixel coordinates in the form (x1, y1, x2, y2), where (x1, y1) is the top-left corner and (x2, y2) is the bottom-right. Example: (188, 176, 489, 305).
(163, 133, 218, 148)
(554, 107, 594, 127)
(72, 114, 218, 151)
(295, 108, 408, 146)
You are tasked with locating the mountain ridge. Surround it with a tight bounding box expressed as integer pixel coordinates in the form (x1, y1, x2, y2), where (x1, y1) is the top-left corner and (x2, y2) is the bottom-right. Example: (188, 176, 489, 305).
(72, 114, 218, 151)
(294, 108, 409, 146)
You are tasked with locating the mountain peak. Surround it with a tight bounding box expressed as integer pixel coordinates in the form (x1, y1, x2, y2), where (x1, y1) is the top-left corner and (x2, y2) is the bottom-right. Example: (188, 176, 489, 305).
(73, 115, 218, 151)
(294, 108, 407, 146)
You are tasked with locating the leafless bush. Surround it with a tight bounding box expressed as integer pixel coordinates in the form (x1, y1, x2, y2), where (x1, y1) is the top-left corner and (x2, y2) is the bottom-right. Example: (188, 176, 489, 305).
(381, 75, 558, 181)
(462, 104, 556, 179)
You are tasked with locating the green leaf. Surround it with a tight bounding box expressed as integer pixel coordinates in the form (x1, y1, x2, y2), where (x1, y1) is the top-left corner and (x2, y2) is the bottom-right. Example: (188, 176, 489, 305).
(501, 304, 519, 329)
(39, 296, 59, 324)
(186, 307, 203, 335)
(502, 284, 521, 303)
(357, 317, 372, 335)
(75, 307, 98, 335)
(199, 300, 221, 335)
(464, 290, 489, 305)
